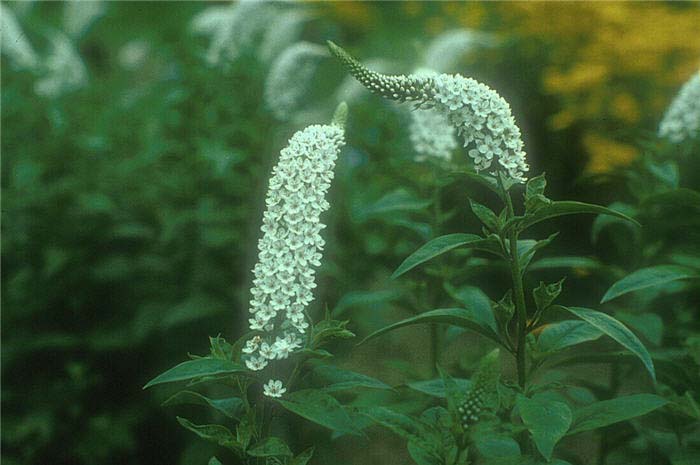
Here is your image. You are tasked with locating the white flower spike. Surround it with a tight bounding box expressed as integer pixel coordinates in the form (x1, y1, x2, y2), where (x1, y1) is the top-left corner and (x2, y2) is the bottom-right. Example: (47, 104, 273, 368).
(329, 42, 529, 182)
(659, 71, 700, 144)
(243, 104, 347, 373)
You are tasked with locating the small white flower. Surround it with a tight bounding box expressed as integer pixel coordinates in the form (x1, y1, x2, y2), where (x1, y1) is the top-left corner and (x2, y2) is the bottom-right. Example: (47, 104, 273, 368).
(263, 379, 286, 398)
(242, 335, 262, 354)
(258, 342, 276, 360)
(659, 71, 700, 143)
(245, 355, 268, 371)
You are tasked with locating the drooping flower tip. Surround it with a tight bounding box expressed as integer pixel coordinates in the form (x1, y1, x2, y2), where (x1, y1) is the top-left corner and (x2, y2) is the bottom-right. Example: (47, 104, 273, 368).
(327, 41, 434, 103)
(659, 71, 700, 144)
(263, 379, 287, 398)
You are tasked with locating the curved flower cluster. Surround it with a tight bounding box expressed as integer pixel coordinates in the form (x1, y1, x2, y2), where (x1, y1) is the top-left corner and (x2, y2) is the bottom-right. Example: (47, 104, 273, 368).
(409, 70, 458, 162)
(658, 72, 700, 143)
(243, 122, 346, 375)
(329, 42, 529, 182)
(264, 42, 328, 121)
(432, 74, 529, 181)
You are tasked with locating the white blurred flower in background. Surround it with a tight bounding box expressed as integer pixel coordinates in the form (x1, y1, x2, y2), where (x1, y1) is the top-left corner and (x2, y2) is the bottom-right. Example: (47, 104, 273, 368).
(659, 71, 700, 144)
(1, 3, 39, 71)
(191, 0, 274, 66)
(264, 42, 328, 120)
(64, 0, 105, 38)
(35, 33, 88, 97)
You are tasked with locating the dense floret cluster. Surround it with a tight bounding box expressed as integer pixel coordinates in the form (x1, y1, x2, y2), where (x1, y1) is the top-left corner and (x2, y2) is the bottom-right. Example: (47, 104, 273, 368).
(243, 123, 345, 393)
(659, 72, 700, 143)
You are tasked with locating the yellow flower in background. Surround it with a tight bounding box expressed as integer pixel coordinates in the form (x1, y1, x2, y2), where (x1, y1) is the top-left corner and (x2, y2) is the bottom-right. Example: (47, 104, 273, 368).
(466, 2, 700, 172)
(583, 133, 638, 174)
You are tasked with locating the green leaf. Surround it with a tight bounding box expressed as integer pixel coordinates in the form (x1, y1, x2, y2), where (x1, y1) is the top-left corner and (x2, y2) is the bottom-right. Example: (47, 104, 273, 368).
(357, 188, 431, 220)
(615, 312, 663, 346)
(469, 199, 500, 231)
(176, 417, 239, 451)
(529, 256, 603, 271)
(392, 233, 498, 279)
(473, 435, 521, 463)
(591, 202, 638, 244)
(247, 437, 293, 457)
(290, 447, 315, 465)
(436, 364, 461, 420)
(359, 406, 426, 442)
(277, 389, 360, 435)
(407, 440, 442, 465)
(359, 308, 501, 346)
(208, 457, 223, 465)
(144, 359, 246, 388)
(450, 170, 501, 197)
(444, 284, 499, 334)
(162, 391, 244, 419)
(525, 173, 547, 202)
(559, 306, 656, 382)
(331, 289, 403, 318)
(519, 232, 559, 270)
(532, 278, 565, 313)
(313, 364, 392, 392)
(505, 201, 640, 233)
(536, 320, 602, 353)
(407, 378, 471, 398)
(517, 394, 572, 461)
(568, 394, 667, 435)
(601, 265, 698, 303)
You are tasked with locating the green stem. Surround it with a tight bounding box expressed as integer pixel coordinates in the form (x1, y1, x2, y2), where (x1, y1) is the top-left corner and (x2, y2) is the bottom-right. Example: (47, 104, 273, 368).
(498, 175, 528, 389)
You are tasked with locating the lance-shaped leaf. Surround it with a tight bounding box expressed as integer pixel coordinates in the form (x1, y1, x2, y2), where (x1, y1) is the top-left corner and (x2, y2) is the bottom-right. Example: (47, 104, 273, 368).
(359, 307, 501, 346)
(247, 437, 293, 457)
(313, 364, 392, 392)
(392, 233, 501, 279)
(568, 394, 667, 435)
(162, 391, 244, 419)
(536, 320, 602, 353)
(558, 306, 655, 382)
(144, 359, 246, 388)
(601, 265, 698, 303)
(407, 378, 472, 398)
(517, 394, 572, 461)
(504, 201, 640, 234)
(277, 389, 360, 435)
(176, 417, 239, 451)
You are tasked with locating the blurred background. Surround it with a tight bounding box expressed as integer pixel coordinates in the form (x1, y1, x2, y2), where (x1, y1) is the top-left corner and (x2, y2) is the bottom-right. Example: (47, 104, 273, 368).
(2, 1, 699, 464)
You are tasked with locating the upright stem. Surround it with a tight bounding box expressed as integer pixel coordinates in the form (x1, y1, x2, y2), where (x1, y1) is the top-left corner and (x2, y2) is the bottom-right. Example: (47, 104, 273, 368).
(499, 175, 528, 388)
